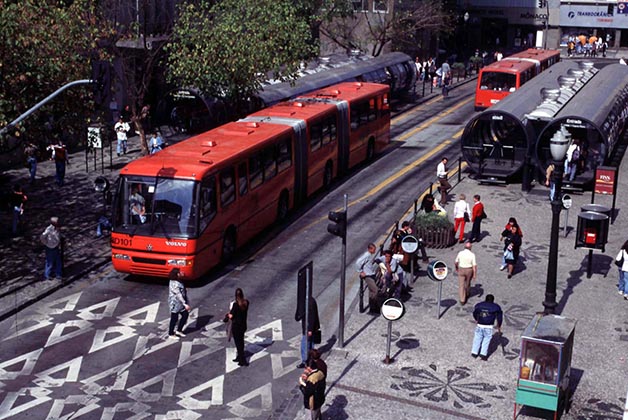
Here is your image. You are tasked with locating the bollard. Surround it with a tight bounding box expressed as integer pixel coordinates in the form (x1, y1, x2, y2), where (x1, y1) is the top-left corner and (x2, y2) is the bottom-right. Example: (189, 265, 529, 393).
(458, 157, 462, 183)
(359, 277, 365, 313)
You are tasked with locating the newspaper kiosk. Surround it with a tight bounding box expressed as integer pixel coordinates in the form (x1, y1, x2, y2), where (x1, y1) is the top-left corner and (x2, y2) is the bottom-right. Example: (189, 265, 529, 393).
(514, 314, 577, 420)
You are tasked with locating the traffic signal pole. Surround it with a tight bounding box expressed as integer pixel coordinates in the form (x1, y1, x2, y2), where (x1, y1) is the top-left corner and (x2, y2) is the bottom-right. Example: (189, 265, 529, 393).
(339, 194, 347, 348)
(327, 194, 348, 348)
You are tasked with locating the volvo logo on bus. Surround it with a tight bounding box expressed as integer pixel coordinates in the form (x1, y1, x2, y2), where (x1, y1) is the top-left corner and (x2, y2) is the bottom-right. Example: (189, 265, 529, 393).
(146, 244, 153, 251)
(166, 241, 187, 247)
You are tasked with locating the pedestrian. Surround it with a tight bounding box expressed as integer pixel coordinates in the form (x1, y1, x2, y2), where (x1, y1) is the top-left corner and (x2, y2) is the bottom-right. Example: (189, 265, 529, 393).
(441, 61, 451, 97)
(471, 294, 502, 361)
(40, 217, 63, 280)
(24, 142, 38, 184)
(545, 163, 556, 201)
(309, 348, 327, 377)
(501, 224, 522, 278)
(227, 287, 250, 366)
(469, 194, 486, 243)
(377, 250, 403, 299)
(454, 241, 477, 305)
(9, 184, 27, 237)
(47, 139, 69, 186)
(453, 194, 471, 243)
(436, 157, 451, 205)
(114, 116, 130, 156)
(298, 357, 326, 420)
(149, 132, 163, 154)
(615, 240, 628, 300)
(356, 243, 381, 314)
(296, 297, 320, 369)
(167, 268, 190, 340)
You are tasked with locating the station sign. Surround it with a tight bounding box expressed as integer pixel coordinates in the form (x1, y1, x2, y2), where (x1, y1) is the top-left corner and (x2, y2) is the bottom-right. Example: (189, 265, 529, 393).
(401, 235, 419, 253)
(427, 260, 448, 282)
(381, 298, 405, 321)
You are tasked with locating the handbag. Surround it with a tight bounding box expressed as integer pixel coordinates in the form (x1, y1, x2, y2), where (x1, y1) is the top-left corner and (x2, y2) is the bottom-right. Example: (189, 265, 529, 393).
(504, 248, 514, 261)
(481, 209, 488, 220)
(312, 329, 322, 344)
(616, 250, 625, 268)
(463, 212, 470, 222)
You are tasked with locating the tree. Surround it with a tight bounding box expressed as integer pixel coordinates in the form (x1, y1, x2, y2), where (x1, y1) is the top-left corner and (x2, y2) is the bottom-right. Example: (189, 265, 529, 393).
(166, 0, 315, 114)
(321, 0, 453, 57)
(0, 0, 102, 154)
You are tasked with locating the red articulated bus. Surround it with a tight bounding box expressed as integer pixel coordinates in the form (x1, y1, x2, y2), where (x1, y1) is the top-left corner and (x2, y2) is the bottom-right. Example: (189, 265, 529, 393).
(474, 49, 560, 111)
(111, 82, 390, 279)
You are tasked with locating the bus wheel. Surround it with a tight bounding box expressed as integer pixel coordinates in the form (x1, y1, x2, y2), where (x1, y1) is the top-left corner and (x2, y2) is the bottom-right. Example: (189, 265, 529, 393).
(366, 139, 375, 162)
(277, 191, 289, 222)
(323, 161, 333, 189)
(222, 228, 236, 262)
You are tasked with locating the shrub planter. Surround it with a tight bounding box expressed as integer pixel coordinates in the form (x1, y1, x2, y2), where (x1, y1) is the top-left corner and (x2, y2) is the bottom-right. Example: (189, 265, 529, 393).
(413, 212, 457, 248)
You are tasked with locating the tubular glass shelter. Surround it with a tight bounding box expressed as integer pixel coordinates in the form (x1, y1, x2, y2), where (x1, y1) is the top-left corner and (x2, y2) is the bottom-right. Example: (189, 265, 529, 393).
(535, 64, 628, 189)
(462, 61, 596, 181)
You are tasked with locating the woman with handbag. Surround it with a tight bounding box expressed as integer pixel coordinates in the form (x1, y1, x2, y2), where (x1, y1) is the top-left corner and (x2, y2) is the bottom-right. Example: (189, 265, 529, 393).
(615, 241, 628, 299)
(501, 224, 522, 279)
(453, 194, 471, 244)
(168, 268, 190, 339)
(227, 288, 250, 366)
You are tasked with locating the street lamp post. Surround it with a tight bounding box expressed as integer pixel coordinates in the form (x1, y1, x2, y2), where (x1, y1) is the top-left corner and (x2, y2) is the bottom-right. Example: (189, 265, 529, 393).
(543, 127, 571, 314)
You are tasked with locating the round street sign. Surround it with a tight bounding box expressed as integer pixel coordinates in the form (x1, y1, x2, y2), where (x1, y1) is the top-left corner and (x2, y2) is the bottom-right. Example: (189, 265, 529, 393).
(401, 235, 419, 253)
(562, 194, 572, 210)
(381, 298, 405, 321)
(427, 260, 448, 281)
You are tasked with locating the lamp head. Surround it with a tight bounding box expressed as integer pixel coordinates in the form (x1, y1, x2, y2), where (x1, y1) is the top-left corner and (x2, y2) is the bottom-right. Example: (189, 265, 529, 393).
(464, 12, 469, 22)
(549, 126, 571, 161)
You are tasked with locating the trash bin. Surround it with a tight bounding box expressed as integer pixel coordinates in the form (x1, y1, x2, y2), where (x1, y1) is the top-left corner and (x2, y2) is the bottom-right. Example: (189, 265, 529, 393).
(580, 204, 611, 218)
(575, 211, 609, 252)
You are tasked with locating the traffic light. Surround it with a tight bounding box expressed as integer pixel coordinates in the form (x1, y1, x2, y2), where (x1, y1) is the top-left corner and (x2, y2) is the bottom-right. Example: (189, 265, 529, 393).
(91, 60, 112, 107)
(327, 210, 347, 239)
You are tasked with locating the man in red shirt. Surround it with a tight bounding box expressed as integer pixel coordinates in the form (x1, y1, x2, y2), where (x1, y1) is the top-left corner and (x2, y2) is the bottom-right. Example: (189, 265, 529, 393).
(469, 194, 485, 243)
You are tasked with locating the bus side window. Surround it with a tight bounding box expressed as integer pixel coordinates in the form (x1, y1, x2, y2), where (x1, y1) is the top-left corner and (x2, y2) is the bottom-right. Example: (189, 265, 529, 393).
(277, 137, 292, 172)
(263, 145, 278, 181)
(199, 176, 217, 233)
(220, 166, 236, 208)
(250, 154, 263, 190)
(368, 98, 377, 122)
(238, 162, 248, 197)
(310, 122, 322, 151)
(321, 120, 331, 146)
(329, 117, 337, 142)
(350, 105, 360, 130)
(359, 102, 369, 125)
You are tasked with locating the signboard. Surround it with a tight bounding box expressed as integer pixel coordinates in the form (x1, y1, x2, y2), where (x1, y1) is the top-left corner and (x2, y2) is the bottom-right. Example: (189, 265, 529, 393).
(87, 126, 102, 149)
(427, 260, 448, 281)
(562, 194, 572, 210)
(594, 166, 616, 195)
(401, 235, 419, 253)
(381, 298, 405, 321)
(620, 2, 628, 15)
(559, 4, 624, 28)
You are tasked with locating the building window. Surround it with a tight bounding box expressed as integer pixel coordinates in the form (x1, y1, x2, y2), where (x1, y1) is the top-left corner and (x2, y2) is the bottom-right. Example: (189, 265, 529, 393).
(352, 0, 367, 12)
(373, 0, 389, 13)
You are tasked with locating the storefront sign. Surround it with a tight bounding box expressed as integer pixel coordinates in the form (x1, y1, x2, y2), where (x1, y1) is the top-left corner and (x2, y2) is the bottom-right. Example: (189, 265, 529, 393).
(560, 4, 628, 28)
(594, 166, 616, 195)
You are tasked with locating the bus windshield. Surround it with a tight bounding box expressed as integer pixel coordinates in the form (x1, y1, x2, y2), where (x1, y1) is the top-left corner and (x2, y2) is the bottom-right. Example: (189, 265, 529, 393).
(479, 72, 517, 92)
(113, 175, 198, 238)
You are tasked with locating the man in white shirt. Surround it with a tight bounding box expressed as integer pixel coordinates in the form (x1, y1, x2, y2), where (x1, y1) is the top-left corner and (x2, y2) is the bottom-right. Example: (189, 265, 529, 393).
(114, 116, 130, 156)
(436, 157, 451, 205)
(454, 242, 477, 305)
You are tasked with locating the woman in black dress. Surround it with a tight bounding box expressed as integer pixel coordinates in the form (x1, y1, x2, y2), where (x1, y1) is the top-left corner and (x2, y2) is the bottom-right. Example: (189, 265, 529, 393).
(501, 224, 522, 278)
(228, 288, 249, 366)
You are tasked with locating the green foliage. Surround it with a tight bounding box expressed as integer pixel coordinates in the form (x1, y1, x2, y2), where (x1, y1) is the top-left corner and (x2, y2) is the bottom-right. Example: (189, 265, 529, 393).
(0, 0, 101, 150)
(166, 0, 316, 108)
(413, 211, 453, 230)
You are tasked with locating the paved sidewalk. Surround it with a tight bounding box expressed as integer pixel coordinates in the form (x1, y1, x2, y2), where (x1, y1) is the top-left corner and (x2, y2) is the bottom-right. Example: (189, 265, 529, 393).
(290, 163, 628, 419)
(0, 140, 143, 322)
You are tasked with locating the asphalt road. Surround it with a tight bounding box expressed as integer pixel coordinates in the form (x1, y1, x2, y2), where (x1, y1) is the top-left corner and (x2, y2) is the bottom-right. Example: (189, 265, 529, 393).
(0, 81, 479, 420)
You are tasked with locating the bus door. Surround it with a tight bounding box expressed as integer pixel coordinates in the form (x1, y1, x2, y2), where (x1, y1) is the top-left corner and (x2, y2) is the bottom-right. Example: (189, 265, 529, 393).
(334, 100, 350, 175)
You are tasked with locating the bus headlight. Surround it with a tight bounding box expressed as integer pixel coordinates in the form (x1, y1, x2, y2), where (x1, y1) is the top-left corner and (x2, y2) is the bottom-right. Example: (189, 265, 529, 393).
(167, 259, 190, 266)
(113, 254, 131, 260)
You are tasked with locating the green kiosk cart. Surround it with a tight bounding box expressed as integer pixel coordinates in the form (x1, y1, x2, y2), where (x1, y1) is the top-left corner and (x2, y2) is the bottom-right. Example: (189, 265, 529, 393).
(514, 314, 577, 420)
